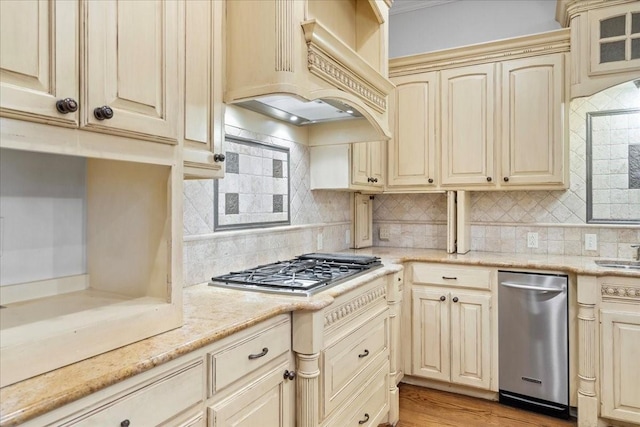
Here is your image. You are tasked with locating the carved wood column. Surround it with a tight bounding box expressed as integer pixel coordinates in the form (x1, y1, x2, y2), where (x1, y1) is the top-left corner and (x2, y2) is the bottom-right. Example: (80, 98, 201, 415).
(386, 270, 403, 426)
(296, 352, 320, 427)
(577, 275, 599, 427)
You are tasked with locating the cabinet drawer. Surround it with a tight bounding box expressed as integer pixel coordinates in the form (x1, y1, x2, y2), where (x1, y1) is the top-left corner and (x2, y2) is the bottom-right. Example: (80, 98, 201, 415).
(322, 308, 388, 417)
(412, 263, 492, 289)
(325, 361, 389, 427)
(65, 360, 204, 426)
(210, 318, 290, 392)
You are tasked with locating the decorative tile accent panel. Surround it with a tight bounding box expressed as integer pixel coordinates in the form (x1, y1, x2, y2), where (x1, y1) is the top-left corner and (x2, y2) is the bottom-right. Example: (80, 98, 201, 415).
(629, 144, 640, 189)
(183, 124, 351, 286)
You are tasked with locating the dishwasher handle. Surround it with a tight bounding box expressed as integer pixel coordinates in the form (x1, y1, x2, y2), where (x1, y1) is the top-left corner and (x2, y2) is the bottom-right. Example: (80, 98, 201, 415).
(500, 281, 564, 293)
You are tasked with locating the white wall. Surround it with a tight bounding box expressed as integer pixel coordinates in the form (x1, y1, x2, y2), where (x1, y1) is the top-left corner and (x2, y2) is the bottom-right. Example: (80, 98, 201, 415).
(0, 149, 86, 286)
(389, 0, 561, 57)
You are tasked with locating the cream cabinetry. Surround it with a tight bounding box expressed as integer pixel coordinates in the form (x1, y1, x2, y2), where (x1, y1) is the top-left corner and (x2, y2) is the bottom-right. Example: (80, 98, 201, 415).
(389, 29, 570, 191)
(310, 142, 385, 192)
(0, 0, 79, 126)
(387, 73, 438, 190)
(406, 263, 495, 391)
(293, 273, 398, 427)
(83, 0, 178, 143)
(599, 277, 640, 425)
(182, 0, 225, 179)
(0, 0, 179, 143)
(22, 315, 295, 427)
(440, 64, 495, 186)
(558, 0, 640, 98)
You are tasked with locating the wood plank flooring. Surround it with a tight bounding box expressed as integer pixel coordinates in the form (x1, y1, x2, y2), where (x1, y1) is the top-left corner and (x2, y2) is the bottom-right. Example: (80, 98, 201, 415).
(396, 384, 577, 427)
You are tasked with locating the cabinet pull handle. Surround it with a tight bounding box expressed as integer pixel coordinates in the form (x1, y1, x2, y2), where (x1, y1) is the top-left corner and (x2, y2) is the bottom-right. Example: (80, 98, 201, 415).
(120, 420, 130, 427)
(55, 98, 78, 114)
(283, 369, 296, 380)
(358, 413, 370, 424)
(93, 105, 114, 120)
(248, 347, 268, 360)
(453, 297, 459, 303)
(442, 276, 457, 280)
(358, 349, 370, 358)
(440, 295, 446, 301)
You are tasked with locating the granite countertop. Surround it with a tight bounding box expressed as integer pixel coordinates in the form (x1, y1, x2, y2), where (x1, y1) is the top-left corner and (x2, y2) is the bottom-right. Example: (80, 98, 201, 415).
(0, 264, 400, 426)
(1, 249, 638, 426)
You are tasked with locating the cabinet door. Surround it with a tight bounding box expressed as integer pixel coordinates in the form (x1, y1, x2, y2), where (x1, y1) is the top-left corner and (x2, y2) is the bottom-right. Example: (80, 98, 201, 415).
(0, 0, 78, 126)
(83, 0, 178, 143)
(601, 310, 640, 424)
(411, 287, 450, 382)
(500, 54, 565, 186)
(352, 142, 370, 186)
(352, 141, 384, 187)
(208, 360, 294, 427)
(388, 73, 437, 187)
(183, 0, 225, 179)
(450, 292, 491, 389)
(353, 193, 373, 248)
(440, 64, 495, 186)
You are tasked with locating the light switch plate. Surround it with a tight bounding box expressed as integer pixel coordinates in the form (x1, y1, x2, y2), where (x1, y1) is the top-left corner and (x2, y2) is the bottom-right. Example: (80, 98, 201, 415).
(317, 233, 323, 251)
(527, 232, 538, 248)
(585, 233, 597, 251)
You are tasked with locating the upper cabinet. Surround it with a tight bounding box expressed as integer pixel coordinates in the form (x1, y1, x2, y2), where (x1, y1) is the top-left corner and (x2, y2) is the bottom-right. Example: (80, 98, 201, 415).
(83, 0, 178, 143)
(387, 73, 437, 189)
(182, 0, 225, 179)
(557, 0, 640, 98)
(440, 64, 495, 187)
(0, 0, 179, 144)
(225, 0, 394, 142)
(0, 0, 79, 126)
(389, 29, 570, 191)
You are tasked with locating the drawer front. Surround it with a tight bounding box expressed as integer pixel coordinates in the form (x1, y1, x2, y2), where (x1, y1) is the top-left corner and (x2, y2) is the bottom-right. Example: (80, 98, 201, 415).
(325, 361, 389, 427)
(67, 360, 204, 426)
(323, 308, 388, 417)
(211, 318, 290, 392)
(412, 263, 492, 289)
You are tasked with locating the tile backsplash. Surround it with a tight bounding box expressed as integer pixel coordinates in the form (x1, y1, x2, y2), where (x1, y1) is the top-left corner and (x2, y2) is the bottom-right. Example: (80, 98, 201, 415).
(183, 121, 351, 287)
(374, 80, 640, 258)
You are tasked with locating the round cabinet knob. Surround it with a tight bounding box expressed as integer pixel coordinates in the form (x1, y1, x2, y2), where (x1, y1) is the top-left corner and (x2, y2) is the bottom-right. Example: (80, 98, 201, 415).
(373, 178, 378, 183)
(120, 420, 130, 427)
(503, 176, 509, 182)
(452, 297, 459, 303)
(283, 369, 296, 380)
(213, 153, 225, 162)
(439, 295, 446, 302)
(93, 106, 114, 120)
(486, 176, 492, 182)
(55, 98, 78, 114)
(428, 178, 434, 184)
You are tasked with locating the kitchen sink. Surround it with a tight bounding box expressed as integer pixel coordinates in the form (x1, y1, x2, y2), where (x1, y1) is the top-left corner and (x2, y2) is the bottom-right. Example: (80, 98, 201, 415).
(594, 260, 640, 270)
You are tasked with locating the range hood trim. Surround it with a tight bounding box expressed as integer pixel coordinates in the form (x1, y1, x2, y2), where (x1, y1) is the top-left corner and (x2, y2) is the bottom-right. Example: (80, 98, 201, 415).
(302, 19, 395, 113)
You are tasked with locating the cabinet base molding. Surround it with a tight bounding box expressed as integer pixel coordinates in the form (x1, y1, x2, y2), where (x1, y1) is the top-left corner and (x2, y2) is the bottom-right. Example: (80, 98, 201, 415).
(400, 376, 498, 401)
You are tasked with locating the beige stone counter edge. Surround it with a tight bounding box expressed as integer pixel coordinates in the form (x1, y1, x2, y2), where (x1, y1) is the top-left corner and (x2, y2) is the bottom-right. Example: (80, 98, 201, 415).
(0, 265, 401, 426)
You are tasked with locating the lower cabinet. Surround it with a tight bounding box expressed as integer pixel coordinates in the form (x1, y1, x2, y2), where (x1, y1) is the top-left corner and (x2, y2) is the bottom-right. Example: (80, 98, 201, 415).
(600, 308, 640, 424)
(407, 263, 494, 391)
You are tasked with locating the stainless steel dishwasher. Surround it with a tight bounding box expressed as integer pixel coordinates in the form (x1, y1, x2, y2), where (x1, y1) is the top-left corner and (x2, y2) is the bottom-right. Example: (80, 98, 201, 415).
(498, 270, 569, 419)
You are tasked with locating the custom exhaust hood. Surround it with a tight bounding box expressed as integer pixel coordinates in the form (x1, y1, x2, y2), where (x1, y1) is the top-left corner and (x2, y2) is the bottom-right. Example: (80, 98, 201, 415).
(225, 0, 395, 143)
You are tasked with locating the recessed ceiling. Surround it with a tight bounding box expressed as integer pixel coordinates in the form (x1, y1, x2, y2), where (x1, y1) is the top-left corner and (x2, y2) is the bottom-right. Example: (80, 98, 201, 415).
(389, 0, 458, 16)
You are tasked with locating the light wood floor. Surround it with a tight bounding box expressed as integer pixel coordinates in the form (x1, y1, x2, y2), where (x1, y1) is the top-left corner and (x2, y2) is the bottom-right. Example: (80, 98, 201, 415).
(396, 384, 577, 427)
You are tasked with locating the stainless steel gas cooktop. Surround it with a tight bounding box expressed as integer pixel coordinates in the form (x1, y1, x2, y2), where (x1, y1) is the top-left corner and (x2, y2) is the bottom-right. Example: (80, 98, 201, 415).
(208, 253, 382, 296)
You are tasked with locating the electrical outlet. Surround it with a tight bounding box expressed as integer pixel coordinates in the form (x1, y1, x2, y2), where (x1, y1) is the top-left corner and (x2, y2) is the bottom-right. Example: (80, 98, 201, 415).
(527, 232, 538, 248)
(585, 233, 598, 251)
(0, 217, 3, 258)
(345, 229, 350, 245)
(379, 226, 390, 241)
(317, 233, 323, 251)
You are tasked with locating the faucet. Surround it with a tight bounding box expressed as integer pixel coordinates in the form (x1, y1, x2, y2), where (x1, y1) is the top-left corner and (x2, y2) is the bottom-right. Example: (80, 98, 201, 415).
(632, 244, 640, 261)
